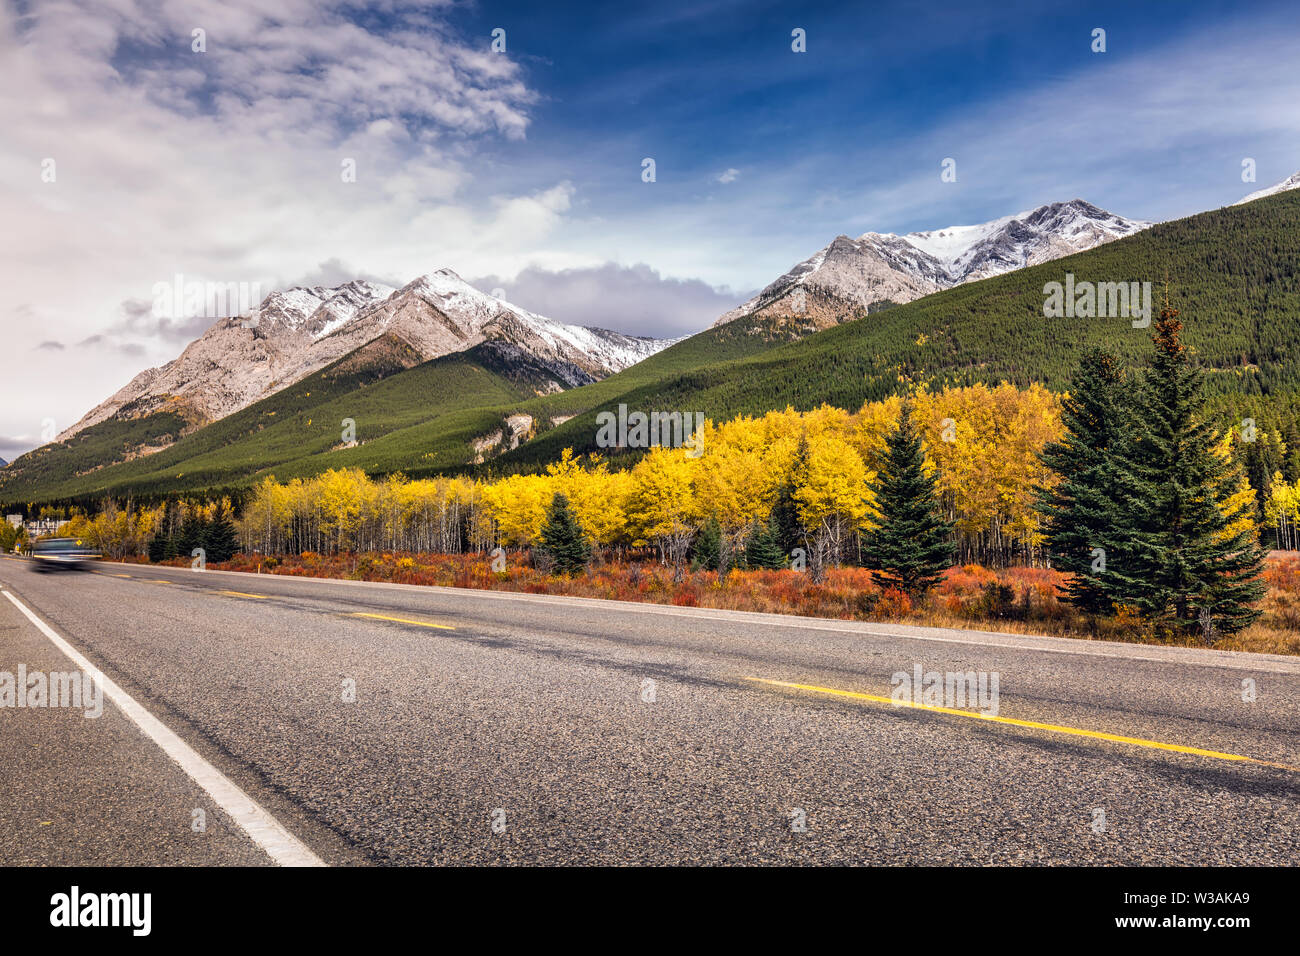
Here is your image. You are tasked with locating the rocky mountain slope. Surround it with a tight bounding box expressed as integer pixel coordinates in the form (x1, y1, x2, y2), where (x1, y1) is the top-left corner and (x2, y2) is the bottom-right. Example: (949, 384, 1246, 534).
(714, 199, 1151, 330)
(63, 270, 667, 441)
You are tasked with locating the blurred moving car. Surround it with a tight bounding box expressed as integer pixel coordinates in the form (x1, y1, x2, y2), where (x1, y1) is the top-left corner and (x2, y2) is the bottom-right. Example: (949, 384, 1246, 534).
(31, 537, 101, 571)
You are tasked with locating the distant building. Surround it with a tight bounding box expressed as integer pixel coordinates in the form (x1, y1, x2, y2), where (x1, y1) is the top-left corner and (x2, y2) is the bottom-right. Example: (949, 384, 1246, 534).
(24, 519, 62, 539)
(5, 515, 21, 529)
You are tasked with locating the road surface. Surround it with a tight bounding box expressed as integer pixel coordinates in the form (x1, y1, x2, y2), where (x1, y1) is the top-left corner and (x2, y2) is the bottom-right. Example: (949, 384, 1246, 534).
(1, 554, 1297, 865)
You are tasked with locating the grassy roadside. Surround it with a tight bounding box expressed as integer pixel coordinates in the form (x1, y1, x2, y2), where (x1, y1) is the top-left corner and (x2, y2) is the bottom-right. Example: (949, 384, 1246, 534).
(127, 551, 1300, 656)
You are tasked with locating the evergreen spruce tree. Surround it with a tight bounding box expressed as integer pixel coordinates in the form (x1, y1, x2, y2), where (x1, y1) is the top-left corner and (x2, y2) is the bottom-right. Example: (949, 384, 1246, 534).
(175, 511, 209, 560)
(865, 402, 954, 594)
(1037, 347, 1128, 614)
(147, 533, 168, 563)
(158, 501, 180, 561)
(691, 515, 722, 571)
(1242, 434, 1280, 522)
(742, 517, 787, 569)
(1108, 301, 1266, 639)
(539, 493, 590, 576)
(205, 505, 240, 563)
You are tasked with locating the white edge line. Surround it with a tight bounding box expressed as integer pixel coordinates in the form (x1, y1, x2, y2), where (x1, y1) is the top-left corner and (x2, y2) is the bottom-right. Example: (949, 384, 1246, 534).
(2, 588, 325, 867)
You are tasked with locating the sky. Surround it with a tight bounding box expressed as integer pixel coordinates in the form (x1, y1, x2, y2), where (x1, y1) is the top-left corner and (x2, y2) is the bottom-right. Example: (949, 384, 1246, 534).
(3, 0, 1300, 461)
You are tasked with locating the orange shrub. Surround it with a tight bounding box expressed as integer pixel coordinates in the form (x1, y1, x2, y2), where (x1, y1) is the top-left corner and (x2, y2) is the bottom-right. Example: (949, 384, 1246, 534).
(875, 587, 913, 619)
(178, 549, 1298, 654)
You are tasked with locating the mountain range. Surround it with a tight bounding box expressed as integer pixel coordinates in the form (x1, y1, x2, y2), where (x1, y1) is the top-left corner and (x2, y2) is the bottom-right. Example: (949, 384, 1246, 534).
(712, 199, 1151, 330)
(63, 270, 668, 442)
(66, 196, 1156, 449)
(5, 170, 1300, 506)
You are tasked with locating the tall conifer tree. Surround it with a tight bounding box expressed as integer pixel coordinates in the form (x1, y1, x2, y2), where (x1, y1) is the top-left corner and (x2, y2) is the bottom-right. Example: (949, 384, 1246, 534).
(539, 492, 591, 576)
(205, 504, 240, 563)
(1108, 300, 1265, 639)
(1037, 348, 1128, 614)
(865, 402, 954, 595)
(742, 517, 787, 569)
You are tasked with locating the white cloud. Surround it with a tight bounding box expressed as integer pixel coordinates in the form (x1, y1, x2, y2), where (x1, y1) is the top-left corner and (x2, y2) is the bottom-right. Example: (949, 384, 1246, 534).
(469, 262, 752, 338)
(716, 168, 740, 184)
(0, 0, 555, 459)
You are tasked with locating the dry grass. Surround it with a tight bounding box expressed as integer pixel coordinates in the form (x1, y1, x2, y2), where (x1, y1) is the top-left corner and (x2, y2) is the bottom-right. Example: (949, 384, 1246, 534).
(134, 550, 1300, 656)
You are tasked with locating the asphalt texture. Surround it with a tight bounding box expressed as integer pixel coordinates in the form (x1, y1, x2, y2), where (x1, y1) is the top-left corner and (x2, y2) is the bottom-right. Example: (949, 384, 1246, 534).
(1, 554, 1296, 865)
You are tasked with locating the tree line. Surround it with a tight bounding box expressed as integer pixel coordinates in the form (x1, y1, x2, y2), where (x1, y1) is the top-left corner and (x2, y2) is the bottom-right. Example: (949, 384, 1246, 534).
(229, 383, 1062, 572)
(43, 304, 1277, 641)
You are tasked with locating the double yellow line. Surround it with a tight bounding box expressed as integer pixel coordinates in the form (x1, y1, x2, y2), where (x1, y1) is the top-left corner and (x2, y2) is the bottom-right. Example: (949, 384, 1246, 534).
(744, 677, 1299, 772)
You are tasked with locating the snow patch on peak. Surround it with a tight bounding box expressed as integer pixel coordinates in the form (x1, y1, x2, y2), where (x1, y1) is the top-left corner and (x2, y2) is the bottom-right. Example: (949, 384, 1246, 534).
(308, 280, 396, 340)
(1234, 170, 1300, 206)
(63, 266, 675, 444)
(249, 280, 396, 335)
(862, 200, 1148, 283)
(879, 211, 1020, 269)
(714, 198, 1151, 328)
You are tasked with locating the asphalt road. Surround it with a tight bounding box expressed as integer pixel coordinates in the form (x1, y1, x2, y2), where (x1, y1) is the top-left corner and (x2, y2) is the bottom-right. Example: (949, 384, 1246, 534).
(1, 554, 1297, 865)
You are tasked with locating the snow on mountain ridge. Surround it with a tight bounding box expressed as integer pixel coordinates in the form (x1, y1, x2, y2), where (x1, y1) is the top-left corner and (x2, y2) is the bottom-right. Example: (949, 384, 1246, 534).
(714, 198, 1152, 328)
(1234, 170, 1300, 206)
(877, 210, 1021, 269)
(61, 269, 671, 443)
(412, 269, 664, 366)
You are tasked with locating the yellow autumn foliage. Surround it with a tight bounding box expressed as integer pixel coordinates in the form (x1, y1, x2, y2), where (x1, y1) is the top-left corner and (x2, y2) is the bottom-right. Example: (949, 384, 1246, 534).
(225, 383, 1074, 560)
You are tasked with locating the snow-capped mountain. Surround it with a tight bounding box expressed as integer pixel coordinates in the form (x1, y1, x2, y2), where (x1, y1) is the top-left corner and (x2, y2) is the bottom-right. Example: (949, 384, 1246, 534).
(714, 199, 1151, 329)
(1234, 169, 1300, 206)
(63, 270, 668, 440)
(279, 270, 664, 389)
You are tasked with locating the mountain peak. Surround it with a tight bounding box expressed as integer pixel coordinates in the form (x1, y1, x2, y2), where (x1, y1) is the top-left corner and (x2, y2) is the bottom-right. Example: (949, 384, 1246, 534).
(715, 197, 1150, 329)
(405, 267, 470, 288)
(60, 267, 673, 443)
(1234, 170, 1300, 206)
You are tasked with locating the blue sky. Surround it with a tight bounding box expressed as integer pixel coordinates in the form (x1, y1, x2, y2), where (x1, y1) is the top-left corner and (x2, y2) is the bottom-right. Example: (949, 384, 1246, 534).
(3, 0, 1300, 459)
(452, 0, 1300, 256)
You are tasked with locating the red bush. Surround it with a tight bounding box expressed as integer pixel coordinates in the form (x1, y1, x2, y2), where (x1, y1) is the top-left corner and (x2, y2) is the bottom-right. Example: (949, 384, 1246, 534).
(875, 587, 913, 619)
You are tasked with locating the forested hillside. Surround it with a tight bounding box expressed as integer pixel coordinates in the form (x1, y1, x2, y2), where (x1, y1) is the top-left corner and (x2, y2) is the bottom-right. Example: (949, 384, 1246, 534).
(499, 188, 1300, 469)
(0, 316, 790, 507)
(5, 188, 1299, 507)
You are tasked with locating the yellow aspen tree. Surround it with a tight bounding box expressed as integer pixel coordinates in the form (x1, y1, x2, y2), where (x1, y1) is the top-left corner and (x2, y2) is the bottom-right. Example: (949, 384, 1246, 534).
(793, 436, 876, 580)
(694, 417, 770, 569)
(627, 446, 700, 579)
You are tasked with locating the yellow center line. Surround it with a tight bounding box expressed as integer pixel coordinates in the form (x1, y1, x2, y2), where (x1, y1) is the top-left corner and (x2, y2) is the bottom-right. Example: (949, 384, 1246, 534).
(349, 612, 455, 631)
(743, 677, 1299, 772)
(217, 590, 270, 600)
